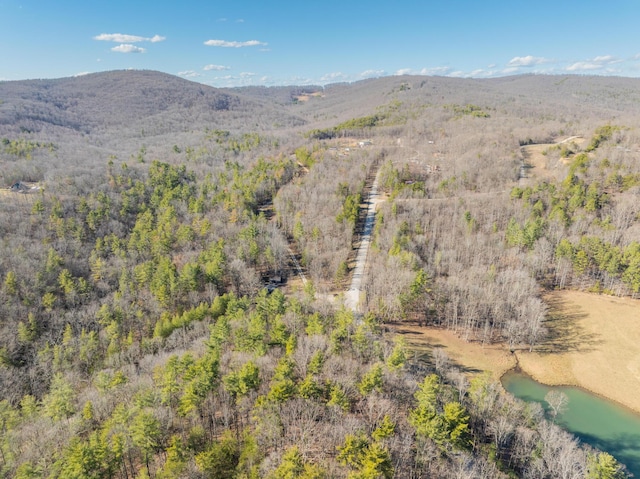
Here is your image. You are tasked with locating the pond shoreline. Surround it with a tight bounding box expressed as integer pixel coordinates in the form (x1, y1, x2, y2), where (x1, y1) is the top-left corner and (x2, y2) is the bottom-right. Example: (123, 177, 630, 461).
(500, 359, 640, 418)
(395, 290, 640, 415)
(502, 369, 640, 478)
(513, 290, 640, 415)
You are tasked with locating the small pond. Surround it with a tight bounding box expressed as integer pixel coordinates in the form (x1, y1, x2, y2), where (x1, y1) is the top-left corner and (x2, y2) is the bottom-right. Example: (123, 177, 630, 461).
(502, 370, 640, 477)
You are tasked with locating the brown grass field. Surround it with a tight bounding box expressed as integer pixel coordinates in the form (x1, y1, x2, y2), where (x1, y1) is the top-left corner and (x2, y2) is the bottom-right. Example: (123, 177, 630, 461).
(392, 290, 640, 414)
(520, 136, 588, 184)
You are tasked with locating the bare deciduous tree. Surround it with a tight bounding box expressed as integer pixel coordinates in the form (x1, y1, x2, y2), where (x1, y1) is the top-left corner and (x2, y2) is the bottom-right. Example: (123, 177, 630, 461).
(545, 389, 569, 420)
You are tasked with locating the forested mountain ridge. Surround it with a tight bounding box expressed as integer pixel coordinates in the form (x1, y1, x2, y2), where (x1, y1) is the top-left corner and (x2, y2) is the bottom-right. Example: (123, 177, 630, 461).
(0, 70, 307, 185)
(0, 70, 307, 135)
(0, 70, 637, 477)
(2, 70, 638, 165)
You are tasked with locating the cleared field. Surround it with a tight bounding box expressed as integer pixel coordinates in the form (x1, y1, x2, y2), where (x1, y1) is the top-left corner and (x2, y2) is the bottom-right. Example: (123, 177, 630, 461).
(393, 290, 640, 414)
(520, 136, 588, 183)
(0, 189, 39, 204)
(518, 290, 640, 414)
(390, 324, 517, 379)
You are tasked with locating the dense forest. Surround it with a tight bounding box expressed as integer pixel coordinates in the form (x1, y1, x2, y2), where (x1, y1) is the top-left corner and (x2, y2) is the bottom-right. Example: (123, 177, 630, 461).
(0, 70, 637, 478)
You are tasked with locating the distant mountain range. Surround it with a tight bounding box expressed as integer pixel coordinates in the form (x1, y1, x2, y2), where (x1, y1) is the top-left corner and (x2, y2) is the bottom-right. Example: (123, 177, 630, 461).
(1, 69, 639, 172)
(3, 70, 638, 137)
(0, 70, 307, 138)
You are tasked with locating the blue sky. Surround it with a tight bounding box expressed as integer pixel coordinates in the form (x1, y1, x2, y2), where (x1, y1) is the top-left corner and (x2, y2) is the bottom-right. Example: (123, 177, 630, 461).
(2, 0, 640, 87)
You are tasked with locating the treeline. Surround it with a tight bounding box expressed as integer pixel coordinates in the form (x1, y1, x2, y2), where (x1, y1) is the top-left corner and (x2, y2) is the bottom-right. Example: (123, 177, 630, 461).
(365, 190, 547, 348)
(1, 138, 57, 160)
(507, 126, 640, 297)
(444, 104, 491, 118)
(305, 114, 388, 140)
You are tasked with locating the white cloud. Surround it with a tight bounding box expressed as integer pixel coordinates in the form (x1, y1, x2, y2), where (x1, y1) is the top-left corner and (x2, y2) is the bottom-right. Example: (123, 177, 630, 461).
(508, 55, 549, 67)
(360, 69, 386, 78)
(566, 55, 619, 72)
(289, 76, 316, 86)
(320, 72, 347, 83)
(501, 66, 520, 75)
(95, 33, 144, 43)
(593, 55, 617, 63)
(94, 33, 165, 43)
(204, 39, 267, 48)
(74, 72, 91, 77)
(419, 66, 452, 76)
(389, 66, 454, 76)
(111, 44, 146, 54)
(204, 64, 230, 71)
(178, 70, 201, 78)
(566, 62, 601, 71)
(240, 72, 256, 78)
(470, 69, 490, 77)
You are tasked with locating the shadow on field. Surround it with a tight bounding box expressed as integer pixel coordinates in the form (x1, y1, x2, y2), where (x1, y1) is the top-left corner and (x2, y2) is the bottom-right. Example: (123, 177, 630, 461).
(536, 295, 604, 354)
(388, 323, 484, 374)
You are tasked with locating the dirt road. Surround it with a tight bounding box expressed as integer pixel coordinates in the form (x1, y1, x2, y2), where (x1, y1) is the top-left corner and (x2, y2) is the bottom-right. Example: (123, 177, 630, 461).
(345, 169, 383, 312)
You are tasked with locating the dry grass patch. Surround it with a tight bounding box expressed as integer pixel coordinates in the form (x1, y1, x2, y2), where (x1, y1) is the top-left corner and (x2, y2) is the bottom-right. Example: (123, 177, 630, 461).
(518, 290, 640, 413)
(0, 187, 40, 204)
(521, 136, 588, 183)
(294, 92, 323, 102)
(388, 324, 516, 380)
(390, 290, 640, 414)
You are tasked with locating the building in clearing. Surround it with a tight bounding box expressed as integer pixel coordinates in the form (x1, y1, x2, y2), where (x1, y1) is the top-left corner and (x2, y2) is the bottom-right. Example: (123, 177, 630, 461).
(10, 181, 29, 193)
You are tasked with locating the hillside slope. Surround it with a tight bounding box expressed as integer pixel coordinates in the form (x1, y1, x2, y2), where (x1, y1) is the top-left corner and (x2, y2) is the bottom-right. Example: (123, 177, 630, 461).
(0, 70, 306, 162)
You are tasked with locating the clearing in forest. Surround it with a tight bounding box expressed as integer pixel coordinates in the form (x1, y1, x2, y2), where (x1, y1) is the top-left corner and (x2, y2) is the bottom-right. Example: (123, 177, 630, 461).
(390, 324, 516, 379)
(0, 181, 42, 203)
(520, 136, 588, 183)
(518, 290, 640, 414)
(395, 290, 640, 414)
